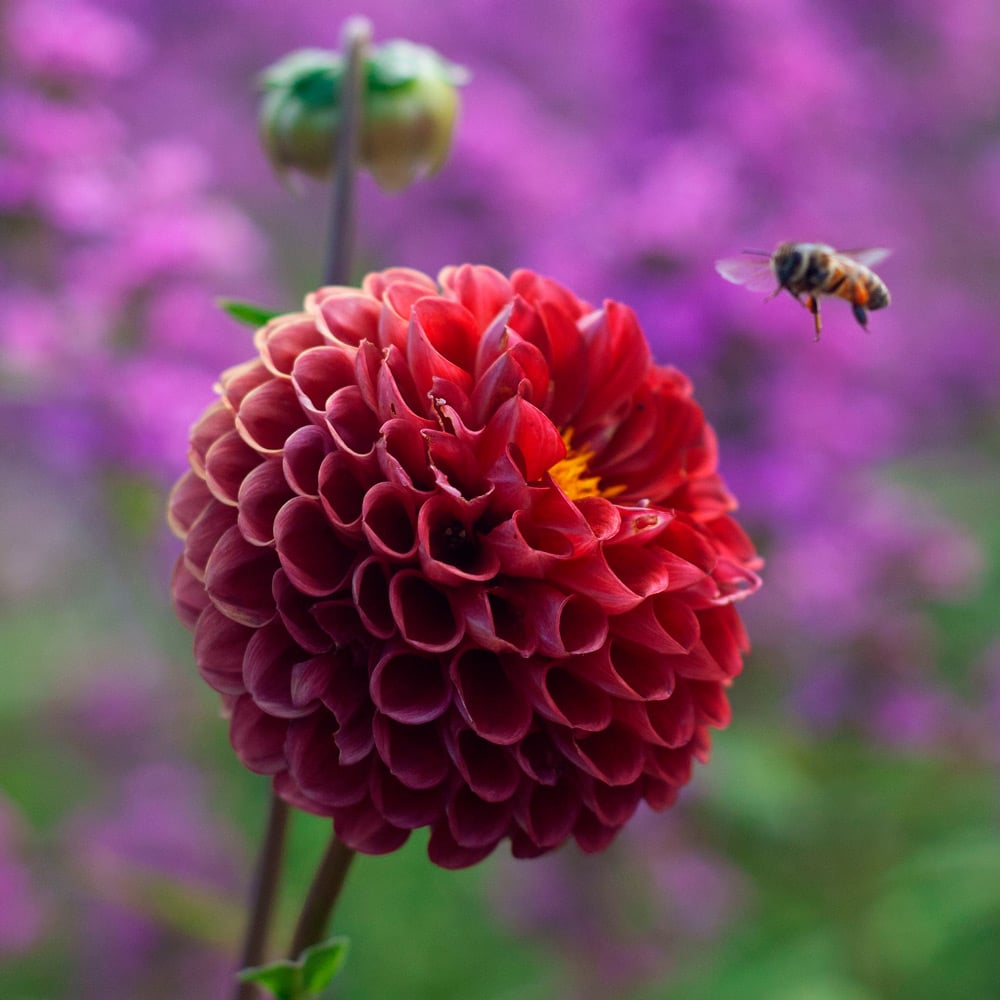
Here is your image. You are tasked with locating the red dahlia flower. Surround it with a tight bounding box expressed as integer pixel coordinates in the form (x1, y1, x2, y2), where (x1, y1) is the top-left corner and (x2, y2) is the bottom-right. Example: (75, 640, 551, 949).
(168, 265, 761, 869)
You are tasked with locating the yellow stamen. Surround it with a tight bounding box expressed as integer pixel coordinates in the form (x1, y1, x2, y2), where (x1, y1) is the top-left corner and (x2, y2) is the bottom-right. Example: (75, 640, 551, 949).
(549, 430, 625, 500)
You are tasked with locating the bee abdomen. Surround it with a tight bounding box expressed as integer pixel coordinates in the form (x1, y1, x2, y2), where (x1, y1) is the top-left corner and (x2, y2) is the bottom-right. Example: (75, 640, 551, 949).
(867, 280, 890, 310)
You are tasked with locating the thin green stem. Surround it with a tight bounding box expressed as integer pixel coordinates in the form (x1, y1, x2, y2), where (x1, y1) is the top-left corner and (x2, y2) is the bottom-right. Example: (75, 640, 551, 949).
(233, 792, 290, 1000)
(322, 16, 372, 286)
(288, 836, 357, 957)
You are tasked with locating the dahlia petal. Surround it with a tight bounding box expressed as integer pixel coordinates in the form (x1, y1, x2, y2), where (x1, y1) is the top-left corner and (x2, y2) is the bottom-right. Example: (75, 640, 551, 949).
(325, 385, 380, 461)
(423, 429, 490, 503)
(417, 493, 499, 585)
(439, 263, 513, 330)
(351, 558, 397, 639)
(314, 649, 370, 722)
(574, 301, 651, 432)
(519, 585, 608, 657)
(380, 275, 440, 345)
(512, 661, 614, 732)
(603, 546, 674, 600)
(514, 730, 564, 786)
(204, 430, 263, 506)
(470, 339, 551, 428)
(452, 585, 538, 656)
(611, 594, 700, 654)
(310, 287, 381, 347)
(193, 603, 253, 695)
(311, 598, 369, 647)
(406, 298, 477, 396)
(291, 344, 357, 420)
(535, 300, 590, 426)
(377, 418, 436, 492)
(229, 695, 288, 774)
(546, 548, 645, 614)
(573, 810, 621, 854)
(333, 798, 411, 855)
(445, 725, 522, 802)
(318, 450, 370, 539)
(243, 621, 314, 718)
(643, 777, 680, 811)
(256, 314, 327, 376)
(554, 722, 646, 786)
(446, 785, 513, 848)
(450, 648, 533, 745)
(167, 470, 213, 539)
(661, 640, 728, 682)
(335, 707, 377, 765)
(581, 778, 643, 828)
(171, 556, 211, 629)
(427, 822, 497, 869)
(272, 570, 334, 654)
(657, 517, 719, 576)
(218, 358, 273, 409)
(376, 346, 436, 426)
(290, 655, 335, 709)
(372, 714, 451, 790)
(273, 496, 356, 597)
(698, 605, 746, 679)
(617, 684, 696, 749)
(515, 779, 581, 849)
(573, 638, 675, 702)
(203, 525, 279, 627)
(362, 482, 419, 561)
(645, 743, 695, 788)
(509, 829, 555, 859)
(236, 378, 306, 454)
(478, 395, 564, 482)
(237, 459, 294, 546)
(690, 680, 732, 727)
(389, 571, 463, 653)
(370, 646, 451, 724)
(285, 713, 372, 807)
(510, 269, 591, 320)
(189, 402, 236, 476)
(370, 765, 448, 829)
(184, 500, 238, 580)
(575, 496, 621, 541)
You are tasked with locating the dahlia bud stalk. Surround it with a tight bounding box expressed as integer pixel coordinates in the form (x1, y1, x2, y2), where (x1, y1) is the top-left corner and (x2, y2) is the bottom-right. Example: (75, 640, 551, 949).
(258, 39, 468, 191)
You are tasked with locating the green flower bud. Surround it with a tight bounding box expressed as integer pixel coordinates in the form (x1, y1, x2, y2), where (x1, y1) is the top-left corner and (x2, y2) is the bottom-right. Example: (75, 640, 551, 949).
(258, 41, 468, 192)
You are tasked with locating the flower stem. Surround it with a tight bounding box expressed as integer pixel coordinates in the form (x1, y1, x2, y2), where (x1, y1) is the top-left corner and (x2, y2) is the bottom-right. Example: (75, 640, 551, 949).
(323, 16, 372, 286)
(288, 836, 357, 957)
(233, 792, 290, 1000)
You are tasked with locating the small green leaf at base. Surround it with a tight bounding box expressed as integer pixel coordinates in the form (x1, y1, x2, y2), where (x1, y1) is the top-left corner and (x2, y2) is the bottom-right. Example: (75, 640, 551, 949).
(238, 936, 350, 1000)
(218, 298, 283, 329)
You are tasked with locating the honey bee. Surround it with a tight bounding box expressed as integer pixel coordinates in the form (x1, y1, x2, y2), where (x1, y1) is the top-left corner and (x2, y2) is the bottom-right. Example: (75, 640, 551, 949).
(715, 242, 891, 340)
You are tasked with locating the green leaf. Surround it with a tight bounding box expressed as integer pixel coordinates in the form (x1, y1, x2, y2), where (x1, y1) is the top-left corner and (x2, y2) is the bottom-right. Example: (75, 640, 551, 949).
(218, 298, 283, 328)
(238, 936, 349, 1000)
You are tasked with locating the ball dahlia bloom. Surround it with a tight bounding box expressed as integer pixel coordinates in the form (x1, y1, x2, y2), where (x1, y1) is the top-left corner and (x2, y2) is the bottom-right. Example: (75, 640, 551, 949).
(168, 265, 761, 869)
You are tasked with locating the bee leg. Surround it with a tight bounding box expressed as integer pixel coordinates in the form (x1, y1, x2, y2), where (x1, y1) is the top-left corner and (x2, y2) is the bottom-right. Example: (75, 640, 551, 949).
(852, 303, 870, 331)
(806, 295, 822, 341)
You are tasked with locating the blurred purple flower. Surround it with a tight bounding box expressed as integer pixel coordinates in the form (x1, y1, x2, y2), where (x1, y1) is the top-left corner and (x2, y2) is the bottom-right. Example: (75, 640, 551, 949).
(0, 796, 46, 956)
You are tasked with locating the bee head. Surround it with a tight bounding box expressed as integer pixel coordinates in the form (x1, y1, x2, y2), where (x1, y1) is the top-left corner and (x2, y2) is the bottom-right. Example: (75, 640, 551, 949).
(772, 243, 804, 287)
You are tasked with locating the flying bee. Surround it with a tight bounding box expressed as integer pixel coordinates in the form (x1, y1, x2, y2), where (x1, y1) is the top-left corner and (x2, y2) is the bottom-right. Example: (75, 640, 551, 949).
(715, 242, 891, 340)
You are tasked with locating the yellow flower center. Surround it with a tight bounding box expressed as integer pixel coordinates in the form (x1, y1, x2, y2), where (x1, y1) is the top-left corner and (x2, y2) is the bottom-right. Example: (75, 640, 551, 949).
(549, 430, 625, 501)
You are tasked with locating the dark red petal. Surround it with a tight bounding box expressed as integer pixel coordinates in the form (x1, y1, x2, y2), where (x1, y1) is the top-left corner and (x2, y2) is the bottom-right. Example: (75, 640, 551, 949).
(311, 597, 369, 647)
(377, 418, 435, 492)
(184, 500, 238, 580)
(285, 713, 371, 807)
(370, 764, 448, 829)
(362, 482, 419, 561)
(274, 497, 356, 597)
(372, 714, 451, 789)
(611, 594, 700, 654)
(389, 571, 463, 653)
(289, 655, 336, 710)
(452, 586, 538, 656)
(439, 263, 513, 329)
(477, 395, 564, 482)
(219, 358, 272, 410)
(513, 662, 613, 732)
(406, 298, 477, 396)
(311, 287, 381, 346)
(351, 558, 396, 639)
(427, 821, 497, 869)
(237, 459, 294, 546)
(450, 647, 533, 745)
(546, 548, 645, 614)
(617, 683, 696, 748)
(446, 785, 513, 848)
(257, 314, 327, 375)
(273, 570, 334, 654)
(193, 603, 253, 695)
(573, 638, 676, 701)
(691, 680, 732, 727)
(417, 493, 499, 585)
(318, 450, 370, 540)
(514, 730, 564, 786)
(282, 424, 332, 498)
(204, 430, 262, 505)
(229, 694, 288, 774)
(243, 621, 313, 718)
(167, 470, 213, 539)
(581, 778, 643, 828)
(553, 722, 646, 786)
(370, 646, 451, 724)
(325, 385, 381, 462)
(643, 777, 680, 811)
(189, 402, 236, 476)
(236, 378, 306, 454)
(291, 344, 357, 419)
(204, 525, 278, 627)
(520, 585, 608, 657)
(171, 557, 211, 630)
(645, 743, 695, 788)
(573, 810, 621, 854)
(515, 779, 580, 848)
(699, 604, 748, 679)
(445, 725, 522, 802)
(333, 798, 410, 855)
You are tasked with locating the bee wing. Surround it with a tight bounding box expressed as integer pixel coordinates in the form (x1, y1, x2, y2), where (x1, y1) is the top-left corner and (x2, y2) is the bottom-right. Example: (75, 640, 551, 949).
(838, 247, 892, 268)
(714, 256, 776, 293)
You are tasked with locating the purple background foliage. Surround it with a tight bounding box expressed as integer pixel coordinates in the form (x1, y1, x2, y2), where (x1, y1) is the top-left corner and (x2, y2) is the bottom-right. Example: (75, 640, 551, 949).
(2, 0, 999, 997)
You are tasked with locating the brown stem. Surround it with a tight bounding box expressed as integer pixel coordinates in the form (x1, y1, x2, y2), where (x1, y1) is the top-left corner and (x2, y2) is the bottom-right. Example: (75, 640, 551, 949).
(288, 836, 357, 958)
(322, 16, 372, 286)
(232, 792, 290, 1000)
